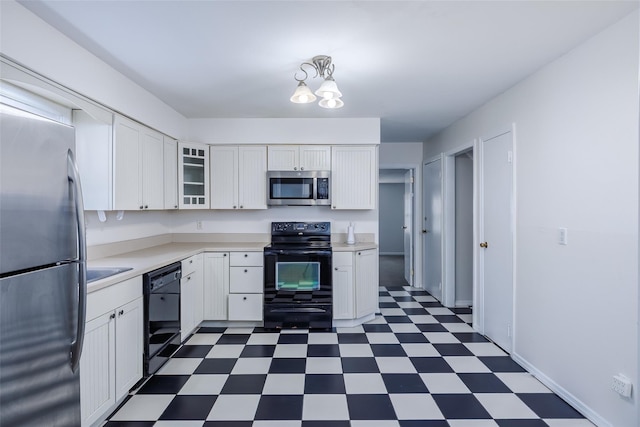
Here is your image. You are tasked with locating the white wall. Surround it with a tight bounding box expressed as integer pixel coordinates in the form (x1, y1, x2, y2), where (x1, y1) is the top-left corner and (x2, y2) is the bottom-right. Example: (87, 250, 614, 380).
(424, 12, 639, 427)
(0, 0, 187, 138)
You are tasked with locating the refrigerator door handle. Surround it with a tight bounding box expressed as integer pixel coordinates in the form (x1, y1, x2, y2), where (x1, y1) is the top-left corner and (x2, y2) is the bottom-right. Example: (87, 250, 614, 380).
(67, 149, 87, 373)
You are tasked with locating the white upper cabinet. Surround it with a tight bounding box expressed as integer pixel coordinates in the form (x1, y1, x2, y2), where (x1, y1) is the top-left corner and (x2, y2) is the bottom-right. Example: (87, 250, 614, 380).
(163, 136, 178, 210)
(331, 145, 377, 210)
(179, 142, 210, 209)
(267, 145, 330, 171)
(210, 146, 267, 210)
(75, 111, 165, 211)
(113, 115, 164, 210)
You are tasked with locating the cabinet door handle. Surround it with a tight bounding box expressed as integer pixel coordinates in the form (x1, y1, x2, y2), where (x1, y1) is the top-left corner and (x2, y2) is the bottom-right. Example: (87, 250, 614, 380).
(244, 269, 248, 273)
(240, 205, 243, 209)
(293, 167, 297, 171)
(223, 253, 227, 257)
(243, 296, 247, 301)
(190, 260, 193, 264)
(118, 309, 124, 316)
(300, 167, 304, 171)
(139, 205, 144, 210)
(110, 313, 116, 320)
(174, 205, 178, 209)
(244, 254, 248, 257)
(334, 267, 338, 271)
(233, 206, 237, 209)
(144, 205, 148, 209)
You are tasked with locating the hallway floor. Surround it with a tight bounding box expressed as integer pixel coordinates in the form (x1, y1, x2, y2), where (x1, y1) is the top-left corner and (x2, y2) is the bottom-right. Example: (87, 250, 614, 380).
(104, 284, 592, 426)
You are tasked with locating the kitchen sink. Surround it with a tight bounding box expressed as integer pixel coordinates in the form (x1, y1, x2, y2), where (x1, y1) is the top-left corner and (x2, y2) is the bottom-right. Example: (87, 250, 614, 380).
(86, 267, 133, 283)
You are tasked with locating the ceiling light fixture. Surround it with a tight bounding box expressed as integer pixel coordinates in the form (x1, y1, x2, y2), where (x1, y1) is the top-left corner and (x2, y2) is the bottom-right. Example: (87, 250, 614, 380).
(290, 55, 344, 109)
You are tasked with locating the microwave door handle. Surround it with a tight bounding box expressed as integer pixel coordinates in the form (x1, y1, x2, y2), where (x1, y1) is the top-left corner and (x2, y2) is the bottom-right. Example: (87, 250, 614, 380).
(67, 149, 87, 373)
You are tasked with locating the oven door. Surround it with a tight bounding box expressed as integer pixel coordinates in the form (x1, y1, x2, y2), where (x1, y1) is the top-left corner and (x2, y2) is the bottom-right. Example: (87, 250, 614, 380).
(264, 248, 332, 305)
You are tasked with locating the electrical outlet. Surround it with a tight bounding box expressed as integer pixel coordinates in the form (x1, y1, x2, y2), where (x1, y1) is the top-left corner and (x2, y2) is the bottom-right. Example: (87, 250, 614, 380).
(559, 227, 568, 245)
(196, 220, 203, 230)
(612, 374, 632, 397)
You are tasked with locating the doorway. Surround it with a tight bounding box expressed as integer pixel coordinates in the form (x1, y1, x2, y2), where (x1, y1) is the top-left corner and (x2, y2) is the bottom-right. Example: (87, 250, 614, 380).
(379, 168, 415, 287)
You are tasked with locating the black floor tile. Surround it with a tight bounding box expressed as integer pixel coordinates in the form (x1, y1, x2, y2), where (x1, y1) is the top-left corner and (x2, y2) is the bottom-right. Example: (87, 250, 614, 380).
(458, 373, 511, 393)
(239, 344, 276, 358)
(395, 333, 430, 343)
(337, 333, 369, 344)
(302, 422, 350, 427)
(172, 345, 213, 358)
(363, 323, 393, 332)
(433, 343, 474, 356)
(382, 373, 429, 393)
(496, 420, 549, 427)
(104, 423, 155, 427)
(402, 308, 429, 315)
(255, 395, 304, 420)
(518, 393, 585, 418)
(384, 315, 413, 323)
(198, 327, 228, 333)
(410, 357, 454, 373)
(452, 332, 489, 343)
(304, 374, 346, 393)
(269, 357, 306, 373)
(479, 356, 526, 372)
(347, 394, 397, 420)
(341, 357, 380, 373)
(159, 395, 217, 420)
(307, 344, 341, 357)
(220, 374, 267, 394)
(136, 375, 189, 394)
(203, 422, 253, 427)
(371, 344, 408, 357)
(277, 333, 309, 344)
(432, 394, 492, 419)
(194, 358, 237, 374)
(433, 315, 465, 323)
(400, 422, 449, 427)
(416, 324, 448, 332)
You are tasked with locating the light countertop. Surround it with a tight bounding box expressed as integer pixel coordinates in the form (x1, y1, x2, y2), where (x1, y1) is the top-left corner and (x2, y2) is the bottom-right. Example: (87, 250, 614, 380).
(87, 240, 377, 293)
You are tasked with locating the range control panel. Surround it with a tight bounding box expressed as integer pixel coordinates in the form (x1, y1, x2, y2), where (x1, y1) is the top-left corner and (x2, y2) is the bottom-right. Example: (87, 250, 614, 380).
(271, 221, 331, 235)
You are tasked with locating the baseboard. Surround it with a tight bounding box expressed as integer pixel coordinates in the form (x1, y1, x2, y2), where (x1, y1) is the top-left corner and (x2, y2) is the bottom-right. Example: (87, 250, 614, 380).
(511, 352, 612, 427)
(455, 299, 472, 307)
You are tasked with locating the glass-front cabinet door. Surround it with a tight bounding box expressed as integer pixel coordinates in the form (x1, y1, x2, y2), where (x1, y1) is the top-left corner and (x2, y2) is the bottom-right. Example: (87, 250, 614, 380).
(178, 142, 209, 209)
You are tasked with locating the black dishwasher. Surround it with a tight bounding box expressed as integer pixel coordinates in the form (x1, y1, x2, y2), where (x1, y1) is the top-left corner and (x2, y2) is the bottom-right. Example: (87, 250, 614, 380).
(143, 262, 182, 377)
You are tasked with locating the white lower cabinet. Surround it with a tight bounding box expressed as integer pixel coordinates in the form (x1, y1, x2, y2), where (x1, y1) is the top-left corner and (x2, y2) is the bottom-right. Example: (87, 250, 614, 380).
(181, 253, 204, 341)
(332, 249, 378, 321)
(80, 276, 142, 427)
(204, 252, 230, 320)
(228, 252, 264, 321)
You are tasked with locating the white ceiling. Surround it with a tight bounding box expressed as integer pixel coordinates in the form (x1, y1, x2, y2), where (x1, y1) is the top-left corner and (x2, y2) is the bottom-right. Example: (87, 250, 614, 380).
(18, 1, 638, 142)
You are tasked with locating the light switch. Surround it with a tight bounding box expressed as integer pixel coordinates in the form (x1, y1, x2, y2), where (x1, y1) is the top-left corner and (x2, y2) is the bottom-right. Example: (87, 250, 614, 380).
(559, 227, 568, 245)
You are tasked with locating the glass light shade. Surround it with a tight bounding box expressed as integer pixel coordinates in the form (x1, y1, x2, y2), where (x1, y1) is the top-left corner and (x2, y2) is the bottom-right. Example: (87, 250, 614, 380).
(290, 82, 316, 103)
(314, 78, 342, 99)
(318, 97, 344, 109)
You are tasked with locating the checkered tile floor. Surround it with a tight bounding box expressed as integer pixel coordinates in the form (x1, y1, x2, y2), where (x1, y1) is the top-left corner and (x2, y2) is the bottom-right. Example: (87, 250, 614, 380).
(104, 286, 592, 426)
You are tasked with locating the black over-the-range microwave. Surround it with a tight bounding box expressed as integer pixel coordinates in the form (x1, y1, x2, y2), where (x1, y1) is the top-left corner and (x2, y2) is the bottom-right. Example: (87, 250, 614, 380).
(266, 170, 330, 206)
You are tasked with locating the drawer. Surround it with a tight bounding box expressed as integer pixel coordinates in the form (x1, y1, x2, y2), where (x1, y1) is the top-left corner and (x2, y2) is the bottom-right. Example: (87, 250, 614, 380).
(333, 252, 353, 267)
(228, 293, 263, 321)
(182, 254, 202, 276)
(230, 252, 263, 267)
(87, 276, 142, 321)
(230, 266, 263, 293)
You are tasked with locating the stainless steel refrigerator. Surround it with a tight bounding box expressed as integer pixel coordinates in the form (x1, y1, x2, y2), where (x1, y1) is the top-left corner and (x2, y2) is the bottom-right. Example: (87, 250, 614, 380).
(0, 104, 87, 426)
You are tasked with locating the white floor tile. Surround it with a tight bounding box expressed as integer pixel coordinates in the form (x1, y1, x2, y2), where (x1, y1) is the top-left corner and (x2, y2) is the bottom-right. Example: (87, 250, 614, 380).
(178, 374, 227, 395)
(495, 372, 552, 393)
(230, 357, 272, 374)
(380, 308, 407, 316)
(344, 373, 387, 394)
(110, 395, 174, 421)
(337, 325, 365, 333)
(206, 395, 260, 420)
(475, 393, 539, 419)
(366, 332, 400, 344)
(443, 323, 475, 333)
(426, 307, 454, 315)
(448, 420, 499, 427)
(252, 422, 301, 427)
(153, 421, 204, 427)
(388, 323, 420, 333)
(389, 393, 444, 420)
(463, 342, 508, 356)
(375, 357, 417, 373)
(423, 332, 460, 343)
(350, 421, 400, 427)
(544, 419, 596, 426)
(156, 358, 202, 375)
(420, 373, 472, 393)
(408, 315, 437, 324)
(339, 344, 374, 357)
(223, 327, 255, 334)
(443, 356, 492, 373)
(396, 301, 423, 308)
(307, 333, 339, 344)
(185, 333, 221, 345)
(246, 333, 280, 345)
(305, 357, 343, 374)
(262, 373, 306, 394)
(401, 343, 440, 357)
(206, 344, 244, 358)
(273, 344, 308, 358)
(302, 394, 349, 420)
(412, 295, 437, 302)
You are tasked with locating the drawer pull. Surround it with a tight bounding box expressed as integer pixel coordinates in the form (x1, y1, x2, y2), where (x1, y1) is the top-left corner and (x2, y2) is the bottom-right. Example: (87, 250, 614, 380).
(243, 296, 247, 301)
(244, 254, 248, 258)
(244, 269, 248, 273)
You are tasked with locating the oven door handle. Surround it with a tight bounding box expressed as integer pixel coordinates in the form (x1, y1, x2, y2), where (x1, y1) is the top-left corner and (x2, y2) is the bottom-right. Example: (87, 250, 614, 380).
(265, 249, 332, 256)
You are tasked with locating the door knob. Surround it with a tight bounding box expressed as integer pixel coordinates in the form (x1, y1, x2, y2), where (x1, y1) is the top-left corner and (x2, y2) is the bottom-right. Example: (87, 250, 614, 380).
(480, 242, 488, 248)
(422, 229, 428, 233)
(402, 226, 408, 230)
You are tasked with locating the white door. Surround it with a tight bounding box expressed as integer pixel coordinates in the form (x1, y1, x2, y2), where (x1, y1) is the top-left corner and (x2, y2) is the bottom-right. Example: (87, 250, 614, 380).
(423, 159, 442, 300)
(479, 130, 514, 353)
(403, 169, 414, 285)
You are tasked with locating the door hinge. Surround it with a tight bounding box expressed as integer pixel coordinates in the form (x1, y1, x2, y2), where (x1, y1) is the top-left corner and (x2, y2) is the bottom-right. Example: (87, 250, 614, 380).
(410, 176, 414, 184)
(507, 151, 513, 163)
(410, 269, 414, 276)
